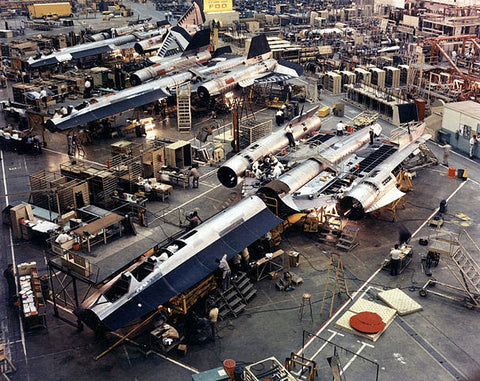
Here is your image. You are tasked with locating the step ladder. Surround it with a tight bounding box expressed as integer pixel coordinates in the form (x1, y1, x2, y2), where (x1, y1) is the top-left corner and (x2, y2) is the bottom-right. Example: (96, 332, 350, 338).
(216, 285, 246, 320)
(420, 230, 480, 309)
(176, 83, 191, 133)
(449, 244, 480, 308)
(320, 253, 351, 318)
(232, 272, 257, 304)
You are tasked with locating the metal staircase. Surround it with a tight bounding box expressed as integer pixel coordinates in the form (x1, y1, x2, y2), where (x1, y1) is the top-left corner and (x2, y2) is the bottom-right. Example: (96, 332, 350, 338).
(233, 272, 257, 304)
(216, 285, 246, 320)
(336, 224, 360, 251)
(176, 83, 191, 133)
(215, 272, 257, 320)
(420, 230, 480, 309)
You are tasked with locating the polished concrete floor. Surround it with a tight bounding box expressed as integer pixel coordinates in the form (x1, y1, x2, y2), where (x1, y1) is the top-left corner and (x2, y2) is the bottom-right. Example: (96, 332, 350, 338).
(1, 87, 480, 381)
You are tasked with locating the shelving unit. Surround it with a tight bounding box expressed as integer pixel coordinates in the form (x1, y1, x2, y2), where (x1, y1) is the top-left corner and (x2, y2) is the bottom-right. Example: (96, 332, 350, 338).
(385, 66, 400, 88)
(399, 64, 409, 85)
(17, 262, 47, 330)
(165, 140, 192, 169)
(324, 71, 342, 94)
(355, 68, 371, 85)
(370, 67, 386, 89)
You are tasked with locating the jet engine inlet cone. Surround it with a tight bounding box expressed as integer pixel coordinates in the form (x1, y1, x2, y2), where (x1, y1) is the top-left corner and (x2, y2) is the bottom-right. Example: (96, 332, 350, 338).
(217, 166, 238, 188)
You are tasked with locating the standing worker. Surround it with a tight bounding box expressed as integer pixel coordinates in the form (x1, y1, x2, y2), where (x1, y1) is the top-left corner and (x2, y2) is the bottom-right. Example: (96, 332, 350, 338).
(209, 305, 219, 341)
(189, 163, 200, 188)
(216, 254, 231, 291)
(336, 120, 345, 136)
(469, 135, 477, 158)
(285, 123, 295, 148)
(369, 125, 375, 145)
(389, 244, 402, 276)
(66, 132, 73, 156)
(442, 143, 451, 166)
(3, 264, 17, 306)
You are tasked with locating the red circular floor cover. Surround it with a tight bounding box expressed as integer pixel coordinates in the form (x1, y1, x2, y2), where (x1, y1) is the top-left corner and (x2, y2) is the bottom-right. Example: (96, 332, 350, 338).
(349, 311, 385, 334)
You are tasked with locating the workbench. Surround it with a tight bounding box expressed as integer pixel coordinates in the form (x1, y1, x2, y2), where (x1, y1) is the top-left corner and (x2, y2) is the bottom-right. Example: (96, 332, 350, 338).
(382, 245, 413, 274)
(254, 249, 286, 281)
(159, 170, 190, 189)
(72, 213, 124, 253)
(136, 179, 173, 202)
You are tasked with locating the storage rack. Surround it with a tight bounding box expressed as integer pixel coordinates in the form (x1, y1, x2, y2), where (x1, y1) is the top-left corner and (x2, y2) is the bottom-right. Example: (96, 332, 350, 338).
(385, 66, 400, 87)
(369, 67, 386, 89)
(239, 119, 272, 149)
(399, 64, 409, 85)
(324, 71, 342, 94)
(354, 68, 371, 85)
(17, 262, 47, 330)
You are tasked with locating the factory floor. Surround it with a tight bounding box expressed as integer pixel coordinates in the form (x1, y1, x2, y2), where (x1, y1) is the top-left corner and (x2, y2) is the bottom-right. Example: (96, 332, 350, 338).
(1, 90, 480, 381)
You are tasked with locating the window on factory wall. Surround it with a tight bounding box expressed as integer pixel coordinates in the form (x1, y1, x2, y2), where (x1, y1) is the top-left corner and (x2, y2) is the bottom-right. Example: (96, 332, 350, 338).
(460, 124, 471, 138)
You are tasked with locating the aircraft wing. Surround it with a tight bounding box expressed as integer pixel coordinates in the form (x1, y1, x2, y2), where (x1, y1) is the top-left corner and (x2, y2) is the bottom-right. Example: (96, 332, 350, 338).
(365, 186, 405, 213)
(251, 60, 304, 85)
(252, 73, 298, 85)
(28, 55, 60, 68)
(45, 88, 170, 131)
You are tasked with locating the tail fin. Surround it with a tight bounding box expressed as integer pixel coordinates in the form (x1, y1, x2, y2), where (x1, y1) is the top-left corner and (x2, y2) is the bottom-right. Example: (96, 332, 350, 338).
(177, 0, 205, 29)
(182, 28, 211, 55)
(212, 45, 233, 58)
(247, 34, 270, 60)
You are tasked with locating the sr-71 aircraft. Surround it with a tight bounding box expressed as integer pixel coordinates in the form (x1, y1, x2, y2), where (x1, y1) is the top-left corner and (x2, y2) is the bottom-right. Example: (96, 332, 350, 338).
(130, 27, 213, 85)
(134, 0, 205, 59)
(27, 1, 205, 68)
(45, 34, 302, 131)
(255, 122, 429, 220)
(196, 35, 303, 101)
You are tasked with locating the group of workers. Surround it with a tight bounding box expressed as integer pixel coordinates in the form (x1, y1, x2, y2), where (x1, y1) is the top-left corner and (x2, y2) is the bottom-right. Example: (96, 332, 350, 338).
(0, 127, 42, 154)
(469, 134, 480, 158)
(252, 153, 285, 182)
(275, 103, 299, 126)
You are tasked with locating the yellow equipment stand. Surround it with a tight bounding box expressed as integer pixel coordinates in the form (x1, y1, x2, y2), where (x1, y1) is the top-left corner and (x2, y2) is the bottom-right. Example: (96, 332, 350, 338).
(320, 253, 351, 318)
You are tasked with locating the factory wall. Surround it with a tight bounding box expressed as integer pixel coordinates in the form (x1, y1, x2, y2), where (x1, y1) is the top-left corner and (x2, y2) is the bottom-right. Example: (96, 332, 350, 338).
(205, 11, 239, 27)
(441, 103, 480, 157)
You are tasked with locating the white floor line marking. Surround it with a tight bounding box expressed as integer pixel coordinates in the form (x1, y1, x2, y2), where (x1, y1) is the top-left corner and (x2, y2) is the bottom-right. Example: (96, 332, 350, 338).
(1, 150, 30, 381)
(297, 268, 383, 354)
(110, 331, 199, 374)
(411, 179, 468, 238)
(310, 329, 344, 362)
(151, 184, 222, 223)
(293, 330, 344, 376)
(467, 177, 479, 186)
(299, 177, 468, 354)
(340, 340, 375, 375)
